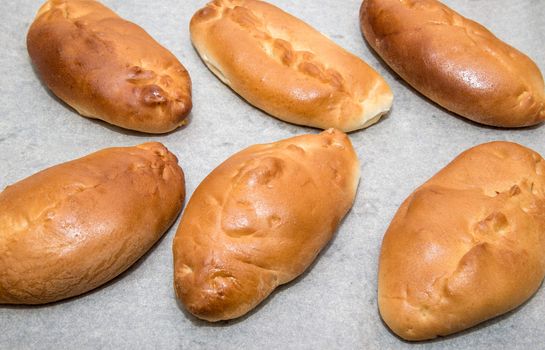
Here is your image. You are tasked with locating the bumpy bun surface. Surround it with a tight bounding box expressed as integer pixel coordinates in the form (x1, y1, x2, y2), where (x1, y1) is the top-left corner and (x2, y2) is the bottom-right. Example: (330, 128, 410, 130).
(360, 0, 545, 127)
(190, 0, 393, 132)
(27, 0, 192, 133)
(379, 141, 545, 340)
(0, 142, 185, 304)
(173, 129, 360, 321)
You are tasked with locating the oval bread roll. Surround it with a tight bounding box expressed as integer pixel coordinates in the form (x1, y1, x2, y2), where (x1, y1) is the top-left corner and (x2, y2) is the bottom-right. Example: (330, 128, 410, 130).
(190, 0, 393, 132)
(173, 129, 360, 321)
(27, 0, 192, 134)
(0, 143, 185, 304)
(360, 0, 545, 127)
(379, 141, 545, 340)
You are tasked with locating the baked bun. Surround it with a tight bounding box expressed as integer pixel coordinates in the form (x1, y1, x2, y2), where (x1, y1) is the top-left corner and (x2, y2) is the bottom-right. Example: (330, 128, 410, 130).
(173, 129, 360, 321)
(379, 141, 545, 340)
(0, 143, 185, 304)
(360, 0, 545, 127)
(190, 0, 393, 132)
(27, 0, 192, 133)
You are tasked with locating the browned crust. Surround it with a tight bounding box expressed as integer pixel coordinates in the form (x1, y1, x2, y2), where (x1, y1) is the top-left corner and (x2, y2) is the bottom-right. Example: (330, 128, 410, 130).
(27, 0, 192, 133)
(0, 142, 185, 304)
(173, 129, 360, 321)
(190, 0, 393, 132)
(379, 141, 545, 340)
(360, 0, 545, 127)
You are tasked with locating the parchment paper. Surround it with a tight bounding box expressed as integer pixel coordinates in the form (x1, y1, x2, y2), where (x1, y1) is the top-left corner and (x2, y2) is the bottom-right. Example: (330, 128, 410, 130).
(1, 1, 544, 349)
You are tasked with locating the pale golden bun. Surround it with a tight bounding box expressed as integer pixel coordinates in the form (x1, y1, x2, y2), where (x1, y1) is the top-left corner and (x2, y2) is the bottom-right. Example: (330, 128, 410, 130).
(379, 141, 545, 340)
(360, 0, 545, 127)
(190, 0, 393, 132)
(27, 0, 192, 134)
(173, 129, 360, 321)
(0, 143, 185, 304)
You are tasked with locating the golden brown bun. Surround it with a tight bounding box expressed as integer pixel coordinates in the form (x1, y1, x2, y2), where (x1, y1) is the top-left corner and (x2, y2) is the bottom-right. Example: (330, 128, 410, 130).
(27, 0, 192, 134)
(173, 129, 360, 321)
(190, 0, 393, 132)
(360, 0, 545, 127)
(0, 143, 185, 304)
(379, 141, 545, 340)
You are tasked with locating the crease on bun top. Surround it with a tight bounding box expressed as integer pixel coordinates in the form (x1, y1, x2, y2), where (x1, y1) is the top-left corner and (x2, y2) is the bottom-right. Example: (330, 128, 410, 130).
(190, 0, 393, 132)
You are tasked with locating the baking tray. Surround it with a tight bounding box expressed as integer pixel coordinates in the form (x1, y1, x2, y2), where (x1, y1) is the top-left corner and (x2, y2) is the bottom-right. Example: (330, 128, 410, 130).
(1, 0, 544, 348)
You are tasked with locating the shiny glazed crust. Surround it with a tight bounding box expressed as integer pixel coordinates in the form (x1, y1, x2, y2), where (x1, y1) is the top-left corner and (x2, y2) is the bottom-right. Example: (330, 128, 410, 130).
(360, 0, 545, 127)
(190, 0, 393, 132)
(27, 0, 192, 133)
(0, 143, 185, 304)
(173, 129, 360, 321)
(379, 142, 545, 340)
